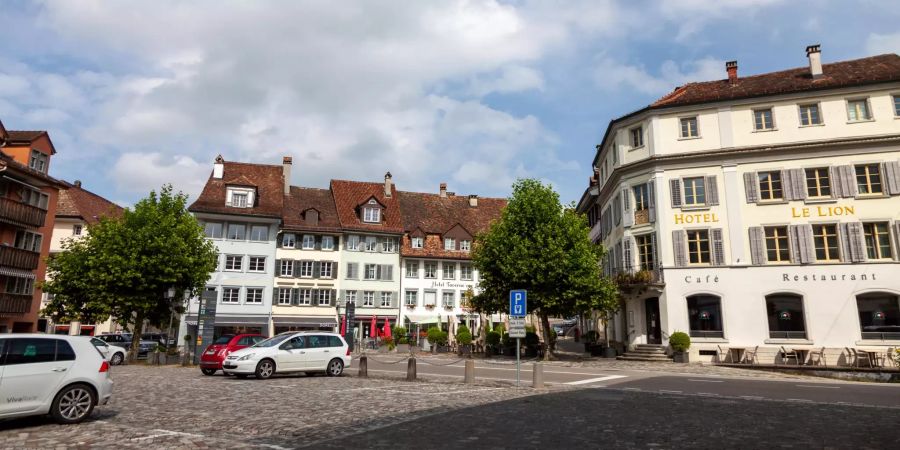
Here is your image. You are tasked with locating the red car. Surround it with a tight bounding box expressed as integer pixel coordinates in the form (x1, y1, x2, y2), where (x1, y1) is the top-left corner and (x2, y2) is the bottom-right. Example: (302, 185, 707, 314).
(200, 334, 266, 375)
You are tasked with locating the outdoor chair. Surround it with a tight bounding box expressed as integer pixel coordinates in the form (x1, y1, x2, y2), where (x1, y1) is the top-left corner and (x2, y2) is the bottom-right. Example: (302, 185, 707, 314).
(742, 346, 758, 365)
(780, 346, 800, 365)
(853, 348, 873, 368)
(807, 347, 827, 366)
(887, 348, 899, 368)
(843, 347, 856, 367)
(715, 345, 729, 363)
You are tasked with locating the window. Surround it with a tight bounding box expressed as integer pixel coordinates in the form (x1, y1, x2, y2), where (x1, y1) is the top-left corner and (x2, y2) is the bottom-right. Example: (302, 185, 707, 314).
(364, 264, 377, 280)
(805, 167, 831, 198)
(764, 226, 790, 262)
(298, 289, 312, 305)
(5, 338, 56, 365)
(630, 126, 643, 147)
(856, 293, 900, 340)
(21, 188, 49, 209)
(442, 291, 455, 308)
(29, 150, 48, 173)
(855, 164, 883, 195)
(381, 292, 392, 307)
(686, 230, 710, 264)
(14, 230, 43, 252)
(443, 262, 455, 279)
(301, 235, 315, 249)
(812, 224, 839, 261)
(347, 235, 360, 251)
(282, 233, 296, 248)
(222, 287, 240, 304)
(798, 104, 821, 126)
(757, 171, 783, 201)
(635, 234, 655, 271)
(363, 291, 375, 307)
(365, 236, 377, 252)
(753, 108, 774, 130)
(363, 207, 381, 223)
(766, 294, 806, 339)
(227, 223, 246, 240)
(225, 255, 243, 271)
(863, 222, 892, 260)
(320, 261, 333, 278)
(318, 290, 332, 306)
(424, 262, 437, 279)
(894, 95, 900, 116)
(280, 260, 294, 277)
(5, 276, 33, 295)
(230, 193, 249, 208)
(299, 260, 313, 278)
(411, 237, 423, 249)
(405, 290, 418, 307)
(687, 294, 723, 338)
(248, 256, 266, 272)
(345, 290, 357, 305)
(246, 288, 263, 304)
(204, 222, 223, 239)
(460, 240, 471, 251)
(460, 264, 473, 281)
(633, 184, 649, 211)
(682, 177, 706, 206)
(321, 236, 334, 250)
(73, 224, 83, 236)
(406, 261, 419, 278)
(346, 263, 358, 279)
(381, 237, 398, 252)
(249, 225, 268, 241)
(847, 99, 871, 121)
(278, 289, 292, 305)
(680, 117, 699, 138)
(444, 238, 455, 251)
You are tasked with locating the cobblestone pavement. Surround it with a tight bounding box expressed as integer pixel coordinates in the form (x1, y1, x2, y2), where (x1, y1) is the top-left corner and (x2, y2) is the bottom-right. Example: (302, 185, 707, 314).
(0, 365, 542, 449)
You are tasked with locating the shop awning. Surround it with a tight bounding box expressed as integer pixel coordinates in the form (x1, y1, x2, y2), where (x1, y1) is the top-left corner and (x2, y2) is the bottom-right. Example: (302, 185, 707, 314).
(184, 315, 269, 326)
(404, 314, 440, 324)
(272, 316, 337, 327)
(0, 267, 36, 279)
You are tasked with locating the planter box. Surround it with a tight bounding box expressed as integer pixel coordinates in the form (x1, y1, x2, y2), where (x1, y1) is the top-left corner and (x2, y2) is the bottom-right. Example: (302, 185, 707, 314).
(603, 347, 617, 358)
(589, 344, 605, 357)
(395, 344, 410, 353)
(673, 352, 690, 363)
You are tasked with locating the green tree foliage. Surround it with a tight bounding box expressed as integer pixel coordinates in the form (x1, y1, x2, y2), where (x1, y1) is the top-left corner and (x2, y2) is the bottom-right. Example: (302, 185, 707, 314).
(43, 185, 218, 360)
(455, 325, 473, 345)
(471, 179, 618, 360)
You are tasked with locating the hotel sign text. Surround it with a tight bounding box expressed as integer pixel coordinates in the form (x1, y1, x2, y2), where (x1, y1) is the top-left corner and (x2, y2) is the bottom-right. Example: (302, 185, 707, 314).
(791, 205, 855, 218)
(674, 213, 720, 224)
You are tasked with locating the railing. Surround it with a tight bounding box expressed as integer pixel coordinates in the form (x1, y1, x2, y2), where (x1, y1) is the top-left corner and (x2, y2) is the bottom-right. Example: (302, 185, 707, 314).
(689, 330, 724, 338)
(0, 196, 47, 228)
(861, 332, 900, 340)
(588, 221, 602, 242)
(769, 331, 808, 339)
(0, 246, 40, 270)
(0, 292, 32, 314)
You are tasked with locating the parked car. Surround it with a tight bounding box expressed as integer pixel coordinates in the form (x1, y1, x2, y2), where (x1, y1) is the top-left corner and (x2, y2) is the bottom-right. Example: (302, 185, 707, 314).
(222, 331, 350, 379)
(96, 333, 155, 358)
(142, 333, 175, 347)
(200, 334, 265, 375)
(90, 337, 128, 365)
(0, 334, 113, 424)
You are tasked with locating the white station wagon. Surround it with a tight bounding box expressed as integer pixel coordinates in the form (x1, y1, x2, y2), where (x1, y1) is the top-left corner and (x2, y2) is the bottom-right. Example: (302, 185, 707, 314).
(222, 331, 351, 379)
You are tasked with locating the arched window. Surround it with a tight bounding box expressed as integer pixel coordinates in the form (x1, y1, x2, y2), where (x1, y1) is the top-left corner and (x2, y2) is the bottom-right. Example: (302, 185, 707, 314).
(765, 294, 806, 339)
(686, 294, 723, 338)
(857, 293, 900, 340)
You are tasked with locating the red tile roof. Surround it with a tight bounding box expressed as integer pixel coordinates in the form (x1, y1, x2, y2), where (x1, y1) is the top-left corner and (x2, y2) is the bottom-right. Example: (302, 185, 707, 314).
(6, 130, 48, 141)
(189, 159, 284, 218)
(0, 120, 7, 141)
(398, 191, 506, 259)
(56, 182, 124, 224)
(652, 54, 900, 108)
(330, 179, 404, 234)
(282, 186, 342, 233)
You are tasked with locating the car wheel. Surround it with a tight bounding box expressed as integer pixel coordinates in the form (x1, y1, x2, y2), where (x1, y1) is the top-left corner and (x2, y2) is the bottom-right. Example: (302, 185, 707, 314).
(110, 352, 124, 366)
(51, 384, 96, 424)
(255, 359, 275, 380)
(326, 358, 344, 377)
(201, 368, 217, 376)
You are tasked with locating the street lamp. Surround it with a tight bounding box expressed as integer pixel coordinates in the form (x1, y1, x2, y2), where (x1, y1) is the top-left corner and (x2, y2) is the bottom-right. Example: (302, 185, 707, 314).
(164, 287, 177, 353)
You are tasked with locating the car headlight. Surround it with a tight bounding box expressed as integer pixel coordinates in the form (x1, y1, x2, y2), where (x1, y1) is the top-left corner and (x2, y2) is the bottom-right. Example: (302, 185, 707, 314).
(238, 354, 254, 361)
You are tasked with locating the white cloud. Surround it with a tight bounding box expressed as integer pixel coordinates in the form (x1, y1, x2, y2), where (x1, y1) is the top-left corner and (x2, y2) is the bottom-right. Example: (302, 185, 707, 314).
(593, 56, 725, 95)
(866, 32, 900, 55)
(111, 153, 209, 199)
(466, 65, 545, 97)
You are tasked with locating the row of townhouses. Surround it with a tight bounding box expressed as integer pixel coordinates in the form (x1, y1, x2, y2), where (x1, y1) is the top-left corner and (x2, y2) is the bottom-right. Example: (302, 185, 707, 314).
(179, 156, 505, 344)
(577, 45, 900, 363)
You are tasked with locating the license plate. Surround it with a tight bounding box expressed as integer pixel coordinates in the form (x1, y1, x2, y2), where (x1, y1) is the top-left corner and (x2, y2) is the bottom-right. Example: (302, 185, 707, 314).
(206, 350, 215, 354)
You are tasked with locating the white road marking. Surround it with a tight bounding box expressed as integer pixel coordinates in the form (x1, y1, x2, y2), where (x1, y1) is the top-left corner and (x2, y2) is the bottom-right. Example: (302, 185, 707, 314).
(132, 429, 204, 441)
(796, 384, 840, 389)
(363, 368, 566, 385)
(257, 444, 292, 450)
(566, 375, 628, 385)
(740, 395, 765, 400)
(659, 390, 683, 394)
(623, 387, 641, 391)
(697, 392, 720, 396)
(787, 398, 814, 402)
(688, 379, 724, 383)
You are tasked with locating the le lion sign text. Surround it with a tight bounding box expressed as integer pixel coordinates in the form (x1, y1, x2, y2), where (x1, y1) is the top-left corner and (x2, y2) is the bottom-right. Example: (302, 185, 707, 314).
(509, 317, 526, 339)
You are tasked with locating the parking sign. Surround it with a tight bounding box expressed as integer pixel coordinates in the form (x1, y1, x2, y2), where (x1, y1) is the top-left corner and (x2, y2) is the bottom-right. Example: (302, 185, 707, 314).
(509, 290, 527, 317)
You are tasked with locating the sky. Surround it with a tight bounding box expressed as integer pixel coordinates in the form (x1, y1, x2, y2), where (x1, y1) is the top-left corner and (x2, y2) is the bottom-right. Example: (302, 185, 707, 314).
(1, 0, 899, 207)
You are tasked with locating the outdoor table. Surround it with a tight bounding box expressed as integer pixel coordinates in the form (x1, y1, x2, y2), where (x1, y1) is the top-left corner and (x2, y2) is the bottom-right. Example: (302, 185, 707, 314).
(729, 347, 746, 363)
(865, 350, 882, 368)
(792, 349, 809, 365)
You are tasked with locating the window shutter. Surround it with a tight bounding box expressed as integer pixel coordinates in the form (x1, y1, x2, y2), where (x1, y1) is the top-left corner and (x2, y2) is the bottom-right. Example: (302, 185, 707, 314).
(648, 181, 657, 223)
(315, 236, 322, 250)
(791, 224, 814, 264)
(802, 225, 815, 263)
(711, 228, 725, 266)
(839, 165, 858, 198)
(828, 166, 840, 199)
(272, 287, 279, 304)
(787, 169, 808, 201)
(622, 188, 634, 227)
(848, 222, 866, 262)
(310, 289, 318, 306)
(672, 230, 687, 267)
(884, 161, 900, 195)
(705, 176, 719, 206)
(789, 225, 801, 264)
(748, 227, 766, 265)
(331, 289, 337, 307)
(338, 290, 346, 306)
(275, 259, 281, 277)
(291, 288, 300, 306)
(743, 172, 758, 203)
(346, 263, 356, 279)
(670, 179, 682, 208)
(894, 222, 900, 260)
(294, 261, 303, 278)
(276, 234, 282, 248)
(623, 237, 633, 273)
(650, 232, 658, 271)
(313, 261, 321, 278)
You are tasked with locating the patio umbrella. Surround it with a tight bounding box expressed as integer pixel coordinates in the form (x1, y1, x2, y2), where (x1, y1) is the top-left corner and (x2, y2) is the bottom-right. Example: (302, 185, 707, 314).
(370, 316, 377, 338)
(383, 318, 392, 340)
(340, 315, 346, 336)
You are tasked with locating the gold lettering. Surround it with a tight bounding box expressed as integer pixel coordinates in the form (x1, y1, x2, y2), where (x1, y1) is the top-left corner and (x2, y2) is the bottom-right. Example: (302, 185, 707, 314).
(674, 214, 684, 224)
(817, 206, 828, 216)
(711, 213, 719, 222)
(844, 206, 854, 215)
(685, 214, 694, 224)
(792, 207, 801, 218)
(703, 213, 710, 222)
(802, 208, 810, 217)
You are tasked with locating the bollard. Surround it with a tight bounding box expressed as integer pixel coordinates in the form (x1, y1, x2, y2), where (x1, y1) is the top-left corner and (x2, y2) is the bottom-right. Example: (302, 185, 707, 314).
(464, 359, 475, 384)
(407, 357, 417, 381)
(358, 355, 368, 378)
(532, 362, 544, 389)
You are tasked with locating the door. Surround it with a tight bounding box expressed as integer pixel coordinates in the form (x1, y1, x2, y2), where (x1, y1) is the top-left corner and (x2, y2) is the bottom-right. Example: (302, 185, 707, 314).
(304, 335, 332, 370)
(91, 338, 111, 359)
(0, 338, 75, 415)
(645, 297, 662, 345)
(275, 336, 308, 371)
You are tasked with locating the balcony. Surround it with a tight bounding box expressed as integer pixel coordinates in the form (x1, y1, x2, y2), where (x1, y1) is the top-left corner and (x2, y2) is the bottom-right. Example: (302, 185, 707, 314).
(615, 266, 665, 300)
(0, 246, 40, 270)
(0, 292, 32, 315)
(0, 196, 47, 229)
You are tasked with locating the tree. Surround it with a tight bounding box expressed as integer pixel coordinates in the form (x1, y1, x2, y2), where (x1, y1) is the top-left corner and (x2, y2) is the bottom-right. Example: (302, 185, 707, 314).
(44, 185, 218, 360)
(471, 178, 617, 360)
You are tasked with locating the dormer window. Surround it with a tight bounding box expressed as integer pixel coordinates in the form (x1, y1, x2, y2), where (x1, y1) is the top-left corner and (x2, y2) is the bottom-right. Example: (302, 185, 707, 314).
(460, 240, 471, 251)
(444, 238, 455, 251)
(30, 150, 48, 174)
(412, 237, 423, 249)
(226, 187, 255, 208)
(363, 207, 380, 223)
(231, 193, 248, 207)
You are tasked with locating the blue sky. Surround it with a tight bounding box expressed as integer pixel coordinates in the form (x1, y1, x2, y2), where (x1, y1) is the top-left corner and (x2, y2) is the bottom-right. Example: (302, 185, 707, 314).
(1, 0, 899, 206)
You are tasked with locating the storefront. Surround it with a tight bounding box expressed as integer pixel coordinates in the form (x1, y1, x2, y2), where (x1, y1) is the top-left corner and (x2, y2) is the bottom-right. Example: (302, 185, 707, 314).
(272, 316, 338, 335)
(185, 314, 270, 340)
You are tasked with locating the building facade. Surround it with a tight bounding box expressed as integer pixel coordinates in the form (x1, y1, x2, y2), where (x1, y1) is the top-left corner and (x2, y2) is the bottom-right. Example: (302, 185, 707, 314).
(578, 47, 900, 362)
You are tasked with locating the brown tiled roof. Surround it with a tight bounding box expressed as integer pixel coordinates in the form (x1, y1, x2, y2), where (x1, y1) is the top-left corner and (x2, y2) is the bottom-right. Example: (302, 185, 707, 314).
(282, 186, 342, 233)
(652, 54, 900, 108)
(330, 179, 403, 234)
(189, 160, 284, 218)
(398, 191, 506, 258)
(57, 182, 124, 224)
(6, 130, 47, 141)
(0, 150, 68, 188)
(0, 120, 7, 141)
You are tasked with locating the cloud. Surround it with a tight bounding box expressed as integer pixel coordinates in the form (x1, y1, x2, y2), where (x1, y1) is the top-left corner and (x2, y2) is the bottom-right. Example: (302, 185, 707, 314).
(592, 56, 725, 95)
(111, 153, 209, 199)
(866, 32, 900, 55)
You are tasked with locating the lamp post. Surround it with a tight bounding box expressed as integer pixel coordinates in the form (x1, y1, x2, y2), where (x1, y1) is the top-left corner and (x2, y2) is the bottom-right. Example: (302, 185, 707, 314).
(164, 287, 177, 353)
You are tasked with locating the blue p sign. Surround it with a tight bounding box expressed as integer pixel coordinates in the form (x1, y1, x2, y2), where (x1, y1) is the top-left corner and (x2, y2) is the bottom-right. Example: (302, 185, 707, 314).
(510, 290, 527, 317)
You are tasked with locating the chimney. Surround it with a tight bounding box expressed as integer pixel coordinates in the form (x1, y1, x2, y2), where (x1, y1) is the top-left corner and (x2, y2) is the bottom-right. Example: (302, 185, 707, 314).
(806, 44, 823, 79)
(213, 155, 224, 179)
(384, 171, 393, 197)
(282, 156, 292, 194)
(73, 180, 82, 188)
(726, 61, 738, 84)
(468, 194, 478, 207)
(439, 183, 448, 198)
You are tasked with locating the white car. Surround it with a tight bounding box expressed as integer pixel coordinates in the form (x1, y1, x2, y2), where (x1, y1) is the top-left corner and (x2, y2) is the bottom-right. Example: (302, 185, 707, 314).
(222, 331, 351, 379)
(90, 337, 128, 365)
(0, 334, 114, 424)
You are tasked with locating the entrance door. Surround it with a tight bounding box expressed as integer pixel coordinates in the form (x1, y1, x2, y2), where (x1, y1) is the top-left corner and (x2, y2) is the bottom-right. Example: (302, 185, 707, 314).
(645, 298, 661, 345)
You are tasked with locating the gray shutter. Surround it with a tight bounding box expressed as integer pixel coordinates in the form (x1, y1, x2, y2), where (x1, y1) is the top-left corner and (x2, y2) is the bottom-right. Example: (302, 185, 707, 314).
(792, 224, 814, 264)
(748, 227, 766, 265)
(648, 181, 657, 223)
(291, 288, 299, 306)
(650, 232, 658, 271)
(380, 265, 393, 281)
(847, 222, 866, 262)
(840, 165, 858, 198)
(331, 289, 337, 307)
(314, 261, 322, 278)
(894, 222, 900, 260)
(788, 168, 807, 201)
(294, 261, 303, 278)
(338, 289, 345, 306)
(272, 287, 279, 304)
(839, 223, 852, 262)
(705, 176, 719, 206)
(884, 161, 900, 195)
(622, 187, 634, 227)
(614, 196, 622, 225)
(670, 179, 682, 208)
(828, 166, 840, 199)
(711, 228, 725, 266)
(275, 259, 281, 277)
(310, 289, 319, 306)
(315, 236, 322, 250)
(789, 225, 801, 264)
(672, 230, 688, 267)
(623, 237, 634, 273)
(743, 172, 759, 203)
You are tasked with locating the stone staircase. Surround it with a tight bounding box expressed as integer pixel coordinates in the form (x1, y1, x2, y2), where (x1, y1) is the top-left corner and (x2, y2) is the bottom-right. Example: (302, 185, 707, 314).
(616, 344, 672, 362)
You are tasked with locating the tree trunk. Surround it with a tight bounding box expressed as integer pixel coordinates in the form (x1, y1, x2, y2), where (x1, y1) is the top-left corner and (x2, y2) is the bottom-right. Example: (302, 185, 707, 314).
(129, 310, 145, 363)
(540, 312, 554, 361)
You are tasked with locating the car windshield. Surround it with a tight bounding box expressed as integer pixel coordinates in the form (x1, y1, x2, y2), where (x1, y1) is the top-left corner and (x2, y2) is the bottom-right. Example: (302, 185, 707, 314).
(252, 334, 292, 348)
(213, 335, 234, 345)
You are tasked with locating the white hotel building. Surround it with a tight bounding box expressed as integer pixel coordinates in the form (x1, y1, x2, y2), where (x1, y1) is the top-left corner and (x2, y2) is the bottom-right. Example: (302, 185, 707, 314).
(578, 46, 900, 363)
